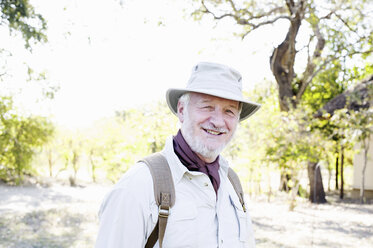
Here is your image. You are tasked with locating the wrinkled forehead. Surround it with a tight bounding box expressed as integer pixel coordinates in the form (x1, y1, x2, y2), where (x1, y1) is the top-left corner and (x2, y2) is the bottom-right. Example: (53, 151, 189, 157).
(189, 92, 240, 109)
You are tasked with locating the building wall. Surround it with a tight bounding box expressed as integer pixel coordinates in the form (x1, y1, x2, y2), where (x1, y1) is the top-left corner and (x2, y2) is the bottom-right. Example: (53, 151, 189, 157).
(353, 134, 373, 190)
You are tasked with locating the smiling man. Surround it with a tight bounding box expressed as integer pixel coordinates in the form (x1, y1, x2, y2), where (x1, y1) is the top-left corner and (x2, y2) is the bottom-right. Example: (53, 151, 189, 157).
(95, 62, 261, 248)
(178, 92, 239, 163)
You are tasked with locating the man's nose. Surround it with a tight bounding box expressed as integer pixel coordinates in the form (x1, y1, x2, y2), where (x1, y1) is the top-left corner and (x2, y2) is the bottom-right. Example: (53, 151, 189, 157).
(210, 109, 225, 128)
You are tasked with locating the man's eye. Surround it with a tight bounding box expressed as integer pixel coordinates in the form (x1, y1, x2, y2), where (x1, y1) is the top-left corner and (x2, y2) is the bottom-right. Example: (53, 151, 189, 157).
(226, 109, 236, 115)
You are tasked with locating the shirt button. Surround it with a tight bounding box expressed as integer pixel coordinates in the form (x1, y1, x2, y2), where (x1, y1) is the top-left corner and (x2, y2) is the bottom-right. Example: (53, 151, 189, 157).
(204, 182, 209, 187)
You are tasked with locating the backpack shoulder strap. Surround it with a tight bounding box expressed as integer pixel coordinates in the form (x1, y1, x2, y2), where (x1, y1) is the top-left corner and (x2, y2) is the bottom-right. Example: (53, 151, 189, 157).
(140, 152, 175, 248)
(227, 167, 247, 212)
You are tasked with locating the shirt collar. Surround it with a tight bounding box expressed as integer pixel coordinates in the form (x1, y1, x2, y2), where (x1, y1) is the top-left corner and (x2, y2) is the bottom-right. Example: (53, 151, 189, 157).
(161, 135, 229, 185)
(218, 156, 229, 176)
(160, 135, 189, 185)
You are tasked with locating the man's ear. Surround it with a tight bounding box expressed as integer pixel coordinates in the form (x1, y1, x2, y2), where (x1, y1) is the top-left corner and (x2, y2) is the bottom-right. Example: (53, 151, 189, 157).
(177, 101, 185, 123)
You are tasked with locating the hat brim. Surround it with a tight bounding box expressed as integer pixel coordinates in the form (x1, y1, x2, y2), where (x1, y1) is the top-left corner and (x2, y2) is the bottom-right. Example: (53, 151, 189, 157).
(166, 88, 261, 121)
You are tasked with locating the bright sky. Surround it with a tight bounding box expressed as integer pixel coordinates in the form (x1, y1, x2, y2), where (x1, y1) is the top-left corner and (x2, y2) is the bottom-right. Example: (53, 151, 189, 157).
(2, 0, 287, 128)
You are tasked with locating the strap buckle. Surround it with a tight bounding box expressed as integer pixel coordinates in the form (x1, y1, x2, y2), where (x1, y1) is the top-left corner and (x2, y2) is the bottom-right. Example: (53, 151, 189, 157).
(242, 203, 247, 212)
(158, 205, 170, 218)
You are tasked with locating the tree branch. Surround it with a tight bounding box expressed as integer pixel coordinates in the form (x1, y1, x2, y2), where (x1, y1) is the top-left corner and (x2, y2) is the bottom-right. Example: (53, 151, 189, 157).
(200, 0, 236, 20)
(241, 15, 291, 39)
(298, 46, 373, 105)
(200, 0, 290, 38)
(285, 0, 295, 15)
(241, 6, 287, 20)
(227, 0, 238, 12)
(296, 23, 325, 100)
(334, 12, 357, 34)
(320, 11, 334, 20)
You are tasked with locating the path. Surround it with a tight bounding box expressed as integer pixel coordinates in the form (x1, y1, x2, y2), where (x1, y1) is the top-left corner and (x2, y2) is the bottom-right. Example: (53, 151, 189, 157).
(0, 183, 372, 247)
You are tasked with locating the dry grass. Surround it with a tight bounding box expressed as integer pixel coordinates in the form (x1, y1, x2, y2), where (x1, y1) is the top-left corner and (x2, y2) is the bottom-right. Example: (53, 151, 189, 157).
(0, 182, 106, 248)
(249, 192, 373, 248)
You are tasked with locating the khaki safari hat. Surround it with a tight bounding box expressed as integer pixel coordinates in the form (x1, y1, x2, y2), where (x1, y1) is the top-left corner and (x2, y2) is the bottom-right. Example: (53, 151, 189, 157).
(166, 62, 261, 121)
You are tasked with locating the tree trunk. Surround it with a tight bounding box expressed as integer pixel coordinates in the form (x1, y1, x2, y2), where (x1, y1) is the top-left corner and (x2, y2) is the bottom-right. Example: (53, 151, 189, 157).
(308, 162, 327, 203)
(360, 138, 369, 204)
(48, 149, 53, 177)
(327, 166, 331, 192)
(270, 19, 301, 111)
(335, 153, 339, 190)
(340, 147, 344, 199)
(279, 172, 290, 192)
(267, 165, 273, 202)
(70, 151, 79, 187)
(89, 150, 97, 183)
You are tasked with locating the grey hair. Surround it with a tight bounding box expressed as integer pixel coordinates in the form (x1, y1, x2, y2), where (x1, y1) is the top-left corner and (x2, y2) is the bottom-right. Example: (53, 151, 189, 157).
(177, 93, 190, 114)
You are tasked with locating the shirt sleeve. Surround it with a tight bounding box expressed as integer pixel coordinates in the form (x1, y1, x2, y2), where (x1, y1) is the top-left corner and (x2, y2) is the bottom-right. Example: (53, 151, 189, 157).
(95, 165, 154, 248)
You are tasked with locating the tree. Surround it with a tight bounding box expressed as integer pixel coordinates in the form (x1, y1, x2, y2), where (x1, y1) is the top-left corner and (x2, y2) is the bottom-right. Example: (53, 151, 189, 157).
(43, 137, 58, 177)
(193, 0, 373, 202)
(56, 129, 84, 186)
(0, 97, 54, 184)
(323, 75, 373, 203)
(264, 106, 329, 204)
(0, 1, 58, 185)
(82, 117, 129, 183)
(305, 65, 351, 195)
(1, 0, 49, 85)
(307, 161, 326, 203)
(83, 101, 178, 183)
(315, 75, 373, 118)
(194, 0, 373, 111)
(0, 0, 47, 49)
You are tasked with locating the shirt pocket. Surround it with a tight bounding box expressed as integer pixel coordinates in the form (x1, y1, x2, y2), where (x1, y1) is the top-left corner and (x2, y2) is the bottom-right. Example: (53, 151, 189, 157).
(230, 194, 249, 242)
(162, 201, 198, 248)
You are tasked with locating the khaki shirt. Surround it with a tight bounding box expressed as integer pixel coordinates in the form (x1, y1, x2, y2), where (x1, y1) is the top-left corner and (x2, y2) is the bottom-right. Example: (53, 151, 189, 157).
(95, 136, 255, 248)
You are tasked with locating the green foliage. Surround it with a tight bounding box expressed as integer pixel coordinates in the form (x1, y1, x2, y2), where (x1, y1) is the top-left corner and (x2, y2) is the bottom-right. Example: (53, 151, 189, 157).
(331, 109, 373, 145)
(265, 107, 327, 168)
(302, 61, 346, 112)
(0, 0, 52, 184)
(26, 68, 60, 100)
(229, 80, 336, 197)
(330, 81, 373, 146)
(349, 64, 373, 82)
(303, 64, 373, 172)
(102, 101, 178, 182)
(35, 101, 179, 184)
(0, 96, 54, 184)
(0, 0, 47, 49)
(223, 80, 281, 194)
(83, 117, 135, 183)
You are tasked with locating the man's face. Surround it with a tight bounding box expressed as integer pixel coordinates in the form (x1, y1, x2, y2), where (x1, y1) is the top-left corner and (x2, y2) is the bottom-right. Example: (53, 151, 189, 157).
(178, 92, 240, 162)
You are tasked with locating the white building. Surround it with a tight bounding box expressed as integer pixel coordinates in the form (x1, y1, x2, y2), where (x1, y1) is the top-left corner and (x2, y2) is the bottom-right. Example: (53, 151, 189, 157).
(352, 134, 373, 199)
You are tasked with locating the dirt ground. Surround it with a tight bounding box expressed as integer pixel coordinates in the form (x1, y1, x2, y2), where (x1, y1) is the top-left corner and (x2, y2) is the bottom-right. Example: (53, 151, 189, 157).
(0, 182, 372, 248)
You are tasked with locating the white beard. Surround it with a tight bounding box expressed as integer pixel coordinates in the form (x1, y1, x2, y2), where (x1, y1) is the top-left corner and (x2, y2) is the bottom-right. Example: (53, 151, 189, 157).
(181, 109, 237, 161)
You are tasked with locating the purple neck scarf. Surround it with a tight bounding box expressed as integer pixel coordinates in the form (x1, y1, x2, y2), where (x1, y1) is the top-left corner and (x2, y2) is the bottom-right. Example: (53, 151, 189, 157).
(173, 130, 220, 195)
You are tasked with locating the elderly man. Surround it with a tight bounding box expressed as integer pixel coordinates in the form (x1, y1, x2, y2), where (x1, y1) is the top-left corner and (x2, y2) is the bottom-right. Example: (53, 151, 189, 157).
(95, 62, 260, 248)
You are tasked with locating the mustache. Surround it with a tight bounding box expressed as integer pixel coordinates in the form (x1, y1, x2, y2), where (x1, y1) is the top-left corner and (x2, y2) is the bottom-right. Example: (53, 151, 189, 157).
(200, 124, 228, 134)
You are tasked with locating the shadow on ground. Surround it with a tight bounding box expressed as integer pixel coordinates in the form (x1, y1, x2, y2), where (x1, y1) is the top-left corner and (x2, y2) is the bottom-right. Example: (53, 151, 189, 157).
(0, 208, 93, 248)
